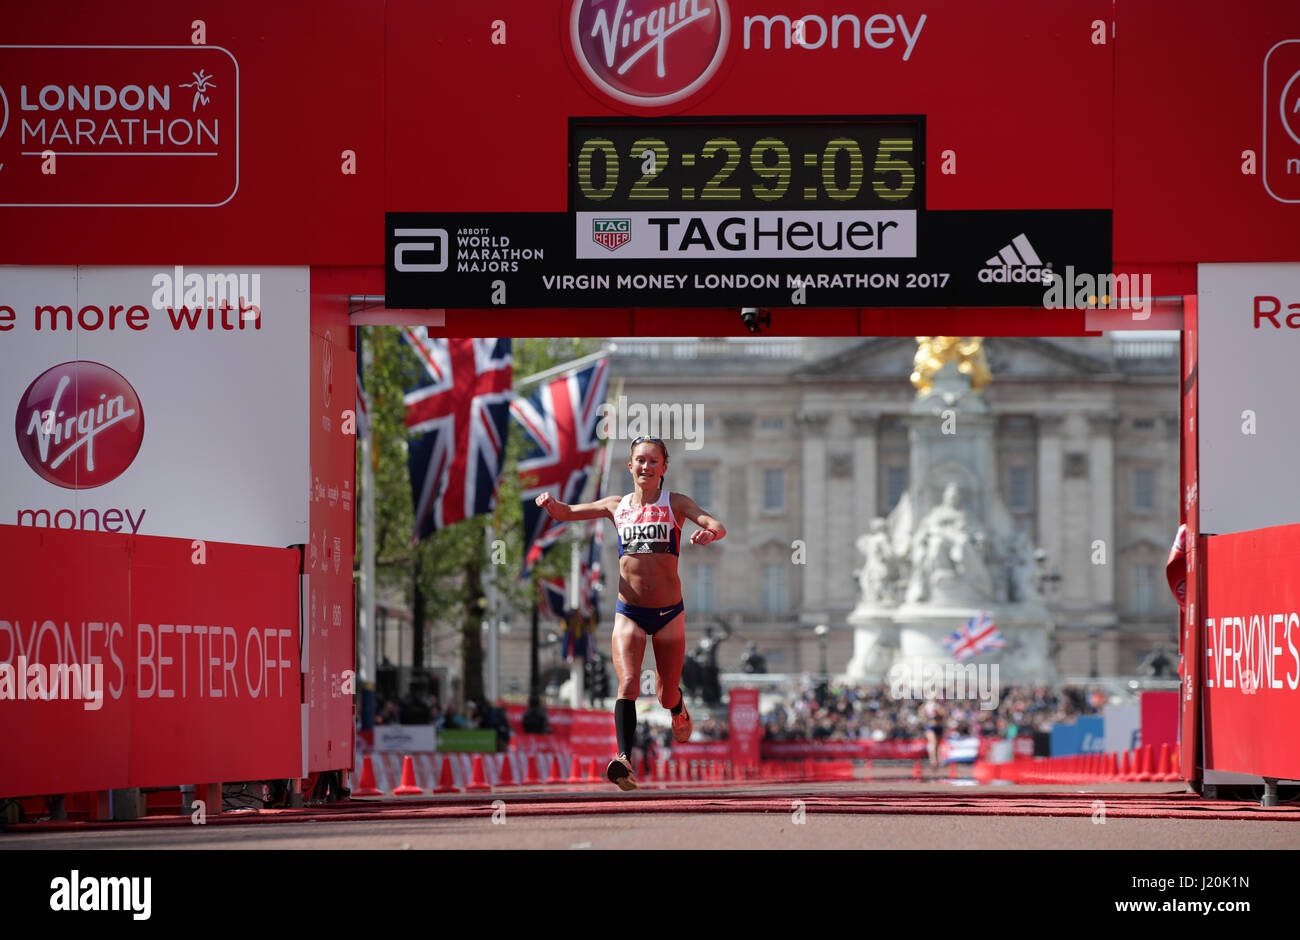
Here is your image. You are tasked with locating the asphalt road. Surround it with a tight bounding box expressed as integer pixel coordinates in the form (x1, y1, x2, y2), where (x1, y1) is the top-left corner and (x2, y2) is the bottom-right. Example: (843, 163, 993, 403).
(5, 811, 1298, 850)
(4, 780, 1298, 850)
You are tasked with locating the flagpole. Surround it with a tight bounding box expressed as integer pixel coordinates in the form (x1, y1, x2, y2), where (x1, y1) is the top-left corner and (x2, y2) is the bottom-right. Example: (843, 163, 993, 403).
(484, 522, 499, 703)
(513, 346, 613, 390)
(359, 328, 377, 732)
(578, 377, 622, 706)
(599, 377, 624, 500)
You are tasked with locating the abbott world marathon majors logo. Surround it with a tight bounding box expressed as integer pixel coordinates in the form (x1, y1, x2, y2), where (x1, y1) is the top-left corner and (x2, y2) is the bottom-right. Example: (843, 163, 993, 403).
(570, 0, 730, 108)
(15, 361, 145, 489)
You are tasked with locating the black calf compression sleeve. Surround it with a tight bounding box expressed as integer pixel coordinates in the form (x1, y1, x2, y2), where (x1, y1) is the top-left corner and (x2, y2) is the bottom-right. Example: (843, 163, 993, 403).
(615, 698, 637, 757)
(670, 689, 685, 715)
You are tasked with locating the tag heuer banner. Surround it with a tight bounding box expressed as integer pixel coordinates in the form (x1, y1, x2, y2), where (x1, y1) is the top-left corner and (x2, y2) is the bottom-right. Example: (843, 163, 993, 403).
(386, 209, 1111, 308)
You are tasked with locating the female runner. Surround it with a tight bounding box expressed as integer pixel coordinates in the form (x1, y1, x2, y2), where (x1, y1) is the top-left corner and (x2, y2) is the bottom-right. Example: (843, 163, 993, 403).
(535, 435, 726, 791)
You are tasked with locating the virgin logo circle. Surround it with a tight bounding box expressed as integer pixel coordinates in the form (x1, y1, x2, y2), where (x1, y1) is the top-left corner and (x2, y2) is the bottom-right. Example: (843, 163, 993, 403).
(570, 0, 730, 108)
(15, 361, 145, 489)
(322, 329, 335, 409)
(1282, 69, 1300, 146)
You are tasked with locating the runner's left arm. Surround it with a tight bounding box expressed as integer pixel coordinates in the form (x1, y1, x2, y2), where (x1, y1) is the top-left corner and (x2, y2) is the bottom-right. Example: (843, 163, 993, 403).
(673, 493, 726, 545)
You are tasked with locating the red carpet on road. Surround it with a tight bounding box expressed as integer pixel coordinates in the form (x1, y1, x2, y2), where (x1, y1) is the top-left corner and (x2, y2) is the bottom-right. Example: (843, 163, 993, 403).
(10, 784, 1300, 832)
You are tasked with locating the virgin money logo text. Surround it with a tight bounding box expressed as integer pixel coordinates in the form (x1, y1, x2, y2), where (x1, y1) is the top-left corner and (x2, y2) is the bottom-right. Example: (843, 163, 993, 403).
(15, 361, 145, 489)
(570, 0, 730, 107)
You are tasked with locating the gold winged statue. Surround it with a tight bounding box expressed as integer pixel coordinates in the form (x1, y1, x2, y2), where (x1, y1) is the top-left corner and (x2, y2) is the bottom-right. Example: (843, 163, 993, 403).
(910, 336, 992, 395)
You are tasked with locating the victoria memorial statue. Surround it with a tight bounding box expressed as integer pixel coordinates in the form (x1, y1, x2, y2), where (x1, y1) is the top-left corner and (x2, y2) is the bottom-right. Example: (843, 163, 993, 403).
(845, 337, 1057, 683)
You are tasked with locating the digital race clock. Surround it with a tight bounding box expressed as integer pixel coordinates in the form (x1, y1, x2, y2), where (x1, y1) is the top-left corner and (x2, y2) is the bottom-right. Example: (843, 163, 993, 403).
(568, 116, 924, 212)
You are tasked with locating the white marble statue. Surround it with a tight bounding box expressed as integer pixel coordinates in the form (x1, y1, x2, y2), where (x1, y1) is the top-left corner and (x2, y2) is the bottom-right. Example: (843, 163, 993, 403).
(904, 483, 992, 605)
(1005, 529, 1039, 603)
(855, 517, 898, 606)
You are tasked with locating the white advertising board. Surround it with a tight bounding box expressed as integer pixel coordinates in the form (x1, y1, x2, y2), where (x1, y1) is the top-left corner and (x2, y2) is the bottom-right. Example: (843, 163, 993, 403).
(0, 266, 308, 547)
(1198, 263, 1300, 536)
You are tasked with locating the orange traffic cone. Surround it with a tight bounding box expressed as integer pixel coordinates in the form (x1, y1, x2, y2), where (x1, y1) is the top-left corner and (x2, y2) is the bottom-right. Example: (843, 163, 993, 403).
(1136, 745, 1154, 782)
(393, 755, 425, 795)
(545, 755, 565, 785)
(1165, 745, 1181, 782)
(353, 755, 382, 797)
(913, 760, 923, 780)
(948, 762, 958, 779)
(497, 753, 518, 787)
(1118, 749, 1133, 782)
(863, 758, 873, 781)
(434, 755, 460, 793)
(522, 754, 542, 786)
(566, 756, 585, 785)
(1153, 743, 1170, 782)
(466, 754, 491, 792)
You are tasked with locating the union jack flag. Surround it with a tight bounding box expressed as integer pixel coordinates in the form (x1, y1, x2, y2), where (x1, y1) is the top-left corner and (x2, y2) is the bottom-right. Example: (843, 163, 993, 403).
(582, 520, 604, 617)
(563, 612, 596, 662)
(943, 611, 1005, 661)
(539, 577, 569, 620)
(512, 357, 610, 574)
(535, 526, 602, 615)
(401, 330, 513, 541)
(538, 579, 598, 661)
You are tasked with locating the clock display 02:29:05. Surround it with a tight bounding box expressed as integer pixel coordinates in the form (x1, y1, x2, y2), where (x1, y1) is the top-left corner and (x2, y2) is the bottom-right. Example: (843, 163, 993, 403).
(569, 119, 922, 212)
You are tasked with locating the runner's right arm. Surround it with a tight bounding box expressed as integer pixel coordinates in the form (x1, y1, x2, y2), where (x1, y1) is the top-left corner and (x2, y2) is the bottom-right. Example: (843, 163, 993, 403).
(535, 492, 619, 522)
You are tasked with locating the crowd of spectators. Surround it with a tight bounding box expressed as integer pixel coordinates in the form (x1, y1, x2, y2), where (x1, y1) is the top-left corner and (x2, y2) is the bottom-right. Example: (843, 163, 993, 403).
(630, 681, 1106, 743)
(370, 678, 1106, 745)
(372, 681, 511, 744)
(759, 680, 1105, 742)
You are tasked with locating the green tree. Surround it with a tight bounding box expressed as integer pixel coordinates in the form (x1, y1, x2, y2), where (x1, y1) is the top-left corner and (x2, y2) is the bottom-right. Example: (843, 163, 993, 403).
(358, 331, 603, 709)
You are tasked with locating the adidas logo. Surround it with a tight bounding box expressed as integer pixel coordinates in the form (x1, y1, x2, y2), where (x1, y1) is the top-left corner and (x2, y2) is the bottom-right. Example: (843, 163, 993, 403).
(978, 233, 1053, 283)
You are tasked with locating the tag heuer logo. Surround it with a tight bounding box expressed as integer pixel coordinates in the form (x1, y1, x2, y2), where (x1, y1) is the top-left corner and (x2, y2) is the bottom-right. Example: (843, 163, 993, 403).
(593, 218, 631, 251)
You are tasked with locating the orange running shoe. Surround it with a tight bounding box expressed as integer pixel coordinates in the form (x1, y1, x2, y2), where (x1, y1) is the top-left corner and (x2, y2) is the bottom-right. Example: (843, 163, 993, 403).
(671, 697, 693, 743)
(606, 753, 637, 791)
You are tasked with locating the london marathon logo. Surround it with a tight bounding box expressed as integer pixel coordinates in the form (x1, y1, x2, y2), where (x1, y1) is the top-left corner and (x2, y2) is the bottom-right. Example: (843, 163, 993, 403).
(570, 0, 730, 108)
(15, 361, 145, 489)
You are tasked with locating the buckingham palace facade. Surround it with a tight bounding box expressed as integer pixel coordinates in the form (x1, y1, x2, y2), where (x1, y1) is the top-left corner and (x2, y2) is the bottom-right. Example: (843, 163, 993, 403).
(549, 335, 1185, 687)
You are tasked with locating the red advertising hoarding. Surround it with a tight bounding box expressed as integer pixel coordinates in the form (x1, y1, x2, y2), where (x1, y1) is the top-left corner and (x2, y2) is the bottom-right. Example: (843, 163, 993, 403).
(0, 524, 302, 799)
(0, 0, 1292, 274)
(1180, 295, 1200, 781)
(1115, 1, 1300, 264)
(0, 0, 383, 263)
(305, 280, 356, 773)
(1200, 524, 1300, 781)
(1139, 691, 1179, 754)
(728, 687, 761, 767)
(0, 45, 238, 207)
(761, 739, 927, 760)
